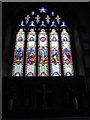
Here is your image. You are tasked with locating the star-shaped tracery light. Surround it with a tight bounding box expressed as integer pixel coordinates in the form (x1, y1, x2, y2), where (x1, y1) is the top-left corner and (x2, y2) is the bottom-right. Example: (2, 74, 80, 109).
(39, 7, 47, 13)
(55, 15, 61, 24)
(25, 15, 31, 24)
(45, 15, 51, 24)
(35, 15, 41, 24)
(31, 11, 35, 15)
(61, 21, 67, 27)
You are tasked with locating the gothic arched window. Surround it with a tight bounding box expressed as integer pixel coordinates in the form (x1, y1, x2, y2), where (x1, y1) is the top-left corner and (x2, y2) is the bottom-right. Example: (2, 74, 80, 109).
(12, 7, 74, 77)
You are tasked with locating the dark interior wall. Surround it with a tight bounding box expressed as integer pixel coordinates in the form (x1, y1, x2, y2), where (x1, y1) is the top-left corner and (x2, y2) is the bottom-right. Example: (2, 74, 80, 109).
(72, 3, 89, 92)
(2, 3, 89, 88)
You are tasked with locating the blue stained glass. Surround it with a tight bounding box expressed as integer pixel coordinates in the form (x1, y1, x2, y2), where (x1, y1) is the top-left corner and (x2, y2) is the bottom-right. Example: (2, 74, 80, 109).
(29, 21, 35, 27)
(55, 15, 61, 25)
(57, 20, 60, 24)
(35, 15, 41, 24)
(28, 48, 35, 55)
(36, 19, 39, 24)
(31, 11, 35, 15)
(61, 21, 67, 27)
(40, 21, 46, 27)
(19, 20, 25, 27)
(64, 48, 70, 53)
(39, 7, 47, 13)
(46, 20, 50, 24)
(51, 11, 54, 16)
(52, 49, 58, 54)
(45, 15, 51, 24)
(25, 20, 29, 24)
(40, 47, 47, 55)
(16, 48, 23, 53)
(25, 15, 30, 25)
(50, 21, 57, 27)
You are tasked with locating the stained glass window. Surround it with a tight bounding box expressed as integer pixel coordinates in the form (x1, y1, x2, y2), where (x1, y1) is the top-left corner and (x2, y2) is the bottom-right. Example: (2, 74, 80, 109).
(61, 29, 74, 76)
(12, 7, 74, 77)
(38, 29, 49, 76)
(25, 29, 36, 76)
(12, 28, 25, 76)
(50, 29, 61, 76)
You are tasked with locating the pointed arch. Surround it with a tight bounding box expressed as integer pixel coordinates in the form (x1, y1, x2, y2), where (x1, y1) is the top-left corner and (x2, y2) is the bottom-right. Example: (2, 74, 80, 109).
(61, 28, 74, 76)
(12, 7, 75, 77)
(50, 28, 61, 76)
(12, 28, 25, 76)
(38, 29, 49, 76)
(25, 28, 36, 76)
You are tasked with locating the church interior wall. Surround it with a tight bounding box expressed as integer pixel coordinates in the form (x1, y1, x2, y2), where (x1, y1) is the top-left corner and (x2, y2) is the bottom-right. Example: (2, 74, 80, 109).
(2, 2, 89, 119)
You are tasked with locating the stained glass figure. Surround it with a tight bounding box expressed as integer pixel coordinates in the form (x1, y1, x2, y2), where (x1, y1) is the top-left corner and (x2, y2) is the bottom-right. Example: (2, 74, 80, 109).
(12, 28, 25, 76)
(61, 29, 74, 76)
(50, 29, 61, 76)
(38, 29, 49, 76)
(25, 29, 36, 76)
